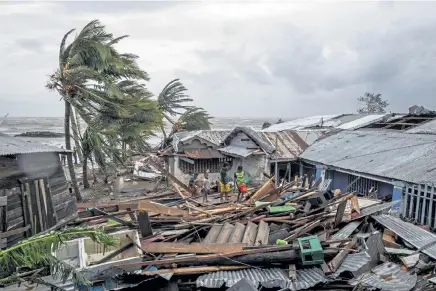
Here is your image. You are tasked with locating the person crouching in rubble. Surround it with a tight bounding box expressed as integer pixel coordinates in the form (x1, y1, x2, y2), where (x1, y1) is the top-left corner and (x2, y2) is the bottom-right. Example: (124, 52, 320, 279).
(188, 171, 199, 198)
(234, 165, 247, 202)
(219, 163, 231, 201)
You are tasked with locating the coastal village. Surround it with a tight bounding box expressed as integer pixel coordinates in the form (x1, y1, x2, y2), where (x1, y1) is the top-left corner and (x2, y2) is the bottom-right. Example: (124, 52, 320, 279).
(2, 13, 436, 291)
(2, 103, 436, 291)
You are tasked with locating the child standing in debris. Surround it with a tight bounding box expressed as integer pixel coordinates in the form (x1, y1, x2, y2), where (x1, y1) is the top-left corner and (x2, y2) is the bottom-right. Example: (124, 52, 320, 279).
(219, 163, 231, 201)
(234, 166, 247, 202)
(189, 171, 199, 198)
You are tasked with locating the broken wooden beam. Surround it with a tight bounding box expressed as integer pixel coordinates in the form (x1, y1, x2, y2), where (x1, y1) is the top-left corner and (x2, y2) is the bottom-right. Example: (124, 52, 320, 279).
(140, 242, 247, 254)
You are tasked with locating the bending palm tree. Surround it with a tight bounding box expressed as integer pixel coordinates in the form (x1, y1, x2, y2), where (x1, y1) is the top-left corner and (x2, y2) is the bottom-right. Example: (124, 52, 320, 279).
(47, 20, 150, 200)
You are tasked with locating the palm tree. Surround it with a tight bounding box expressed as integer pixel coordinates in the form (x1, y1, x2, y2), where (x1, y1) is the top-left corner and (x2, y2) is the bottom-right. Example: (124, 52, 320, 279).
(0, 227, 116, 288)
(47, 20, 150, 200)
(156, 79, 211, 147)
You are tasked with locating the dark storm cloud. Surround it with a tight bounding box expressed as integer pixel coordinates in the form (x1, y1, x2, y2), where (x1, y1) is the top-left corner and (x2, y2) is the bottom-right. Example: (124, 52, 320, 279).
(2, 1, 436, 117)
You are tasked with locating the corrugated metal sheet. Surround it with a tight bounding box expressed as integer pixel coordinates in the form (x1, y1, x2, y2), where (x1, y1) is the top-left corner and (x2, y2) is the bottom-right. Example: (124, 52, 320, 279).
(219, 145, 258, 158)
(330, 221, 362, 240)
(351, 201, 396, 221)
(331, 251, 372, 279)
(172, 130, 231, 152)
(196, 267, 326, 290)
(184, 148, 224, 159)
(0, 133, 68, 156)
(349, 262, 417, 291)
(372, 214, 436, 260)
(263, 115, 340, 132)
(406, 119, 436, 134)
(300, 130, 436, 185)
(337, 114, 386, 130)
(260, 130, 308, 160)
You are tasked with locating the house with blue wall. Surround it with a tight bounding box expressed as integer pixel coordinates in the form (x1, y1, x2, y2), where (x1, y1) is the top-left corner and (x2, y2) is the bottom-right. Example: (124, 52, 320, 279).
(299, 120, 436, 227)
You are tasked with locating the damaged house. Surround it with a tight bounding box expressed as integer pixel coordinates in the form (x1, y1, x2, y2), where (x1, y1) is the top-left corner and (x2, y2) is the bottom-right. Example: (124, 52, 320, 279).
(161, 130, 233, 183)
(0, 134, 76, 247)
(299, 108, 436, 228)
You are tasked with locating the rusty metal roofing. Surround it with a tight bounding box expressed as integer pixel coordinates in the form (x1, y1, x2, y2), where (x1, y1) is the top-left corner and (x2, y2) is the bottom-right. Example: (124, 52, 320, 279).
(349, 262, 417, 291)
(0, 133, 68, 156)
(184, 148, 224, 159)
(260, 130, 309, 160)
(196, 267, 327, 290)
(300, 130, 436, 185)
(372, 214, 436, 260)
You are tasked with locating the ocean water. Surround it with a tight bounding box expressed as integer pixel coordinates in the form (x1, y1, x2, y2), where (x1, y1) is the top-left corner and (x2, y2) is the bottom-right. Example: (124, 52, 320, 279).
(0, 117, 275, 148)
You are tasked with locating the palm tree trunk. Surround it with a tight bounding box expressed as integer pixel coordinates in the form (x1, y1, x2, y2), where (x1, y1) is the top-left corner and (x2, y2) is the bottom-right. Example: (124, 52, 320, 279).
(70, 105, 83, 163)
(64, 100, 82, 202)
(82, 155, 90, 189)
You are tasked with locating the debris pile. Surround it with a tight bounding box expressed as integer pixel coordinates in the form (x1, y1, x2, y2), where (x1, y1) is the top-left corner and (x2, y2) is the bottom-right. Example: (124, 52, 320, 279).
(4, 159, 436, 291)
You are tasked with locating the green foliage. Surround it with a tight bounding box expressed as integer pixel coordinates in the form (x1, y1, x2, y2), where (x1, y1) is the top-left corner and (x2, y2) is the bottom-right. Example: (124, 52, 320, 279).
(157, 79, 193, 116)
(0, 227, 117, 286)
(357, 92, 389, 114)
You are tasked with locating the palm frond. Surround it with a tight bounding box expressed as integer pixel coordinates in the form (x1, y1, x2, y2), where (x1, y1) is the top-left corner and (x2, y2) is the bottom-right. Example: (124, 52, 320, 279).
(0, 227, 116, 286)
(157, 79, 193, 116)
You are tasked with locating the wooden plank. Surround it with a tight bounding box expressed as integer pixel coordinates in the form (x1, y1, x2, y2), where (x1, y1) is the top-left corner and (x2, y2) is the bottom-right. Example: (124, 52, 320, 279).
(0, 190, 6, 233)
(285, 220, 321, 242)
(242, 222, 258, 246)
(142, 265, 247, 276)
(37, 179, 49, 230)
(138, 200, 188, 217)
(137, 210, 153, 238)
(42, 178, 58, 227)
(0, 225, 30, 239)
(0, 197, 7, 207)
(254, 220, 269, 246)
(382, 229, 401, 248)
(203, 224, 223, 243)
(140, 242, 247, 254)
(328, 236, 358, 272)
(215, 223, 234, 244)
(228, 223, 246, 243)
(19, 184, 31, 237)
(334, 200, 347, 228)
(23, 183, 34, 236)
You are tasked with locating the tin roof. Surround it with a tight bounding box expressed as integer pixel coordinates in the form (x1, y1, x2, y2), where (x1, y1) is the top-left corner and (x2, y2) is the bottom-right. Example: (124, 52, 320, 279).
(218, 145, 258, 158)
(263, 115, 341, 132)
(406, 119, 436, 134)
(224, 127, 275, 154)
(196, 267, 327, 290)
(0, 134, 68, 156)
(260, 130, 308, 160)
(300, 130, 436, 185)
(184, 148, 224, 159)
(372, 214, 436, 260)
(172, 130, 232, 152)
(349, 262, 417, 291)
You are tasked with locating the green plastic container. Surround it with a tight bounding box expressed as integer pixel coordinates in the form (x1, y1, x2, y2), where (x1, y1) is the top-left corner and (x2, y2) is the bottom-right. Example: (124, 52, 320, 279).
(297, 235, 324, 265)
(267, 205, 296, 213)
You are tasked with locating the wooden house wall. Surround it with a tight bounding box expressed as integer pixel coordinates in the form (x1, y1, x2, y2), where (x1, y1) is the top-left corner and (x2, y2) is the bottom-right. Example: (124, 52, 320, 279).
(0, 153, 76, 248)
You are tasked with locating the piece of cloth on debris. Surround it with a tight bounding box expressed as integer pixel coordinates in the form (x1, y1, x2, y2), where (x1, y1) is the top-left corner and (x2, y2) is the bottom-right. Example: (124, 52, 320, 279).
(196, 267, 327, 290)
(349, 262, 417, 291)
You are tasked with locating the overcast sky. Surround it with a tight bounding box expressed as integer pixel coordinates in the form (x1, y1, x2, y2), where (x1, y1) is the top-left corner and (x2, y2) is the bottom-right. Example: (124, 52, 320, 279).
(1, 1, 436, 118)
